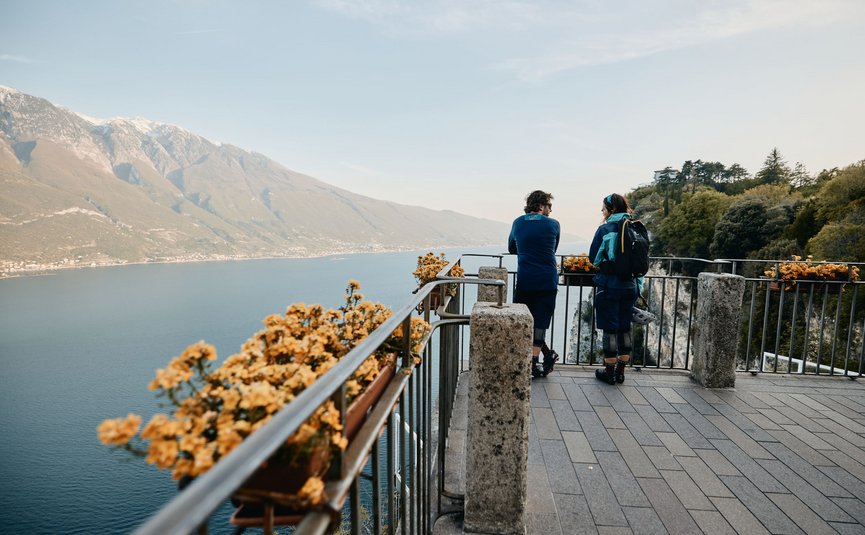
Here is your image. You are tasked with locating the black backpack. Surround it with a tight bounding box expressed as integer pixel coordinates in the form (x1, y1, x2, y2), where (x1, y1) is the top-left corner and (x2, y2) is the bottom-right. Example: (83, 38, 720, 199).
(612, 218, 650, 278)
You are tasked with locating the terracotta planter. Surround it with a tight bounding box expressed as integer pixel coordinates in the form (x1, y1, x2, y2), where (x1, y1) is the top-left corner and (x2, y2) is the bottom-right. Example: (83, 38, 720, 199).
(344, 362, 396, 440)
(562, 273, 595, 287)
(230, 362, 397, 528)
(416, 289, 442, 313)
(769, 280, 843, 294)
(235, 445, 330, 502)
(230, 502, 307, 530)
(229, 445, 330, 528)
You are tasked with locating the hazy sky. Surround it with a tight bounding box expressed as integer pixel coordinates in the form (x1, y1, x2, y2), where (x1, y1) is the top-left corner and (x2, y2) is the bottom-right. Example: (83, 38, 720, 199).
(2, 0, 864, 238)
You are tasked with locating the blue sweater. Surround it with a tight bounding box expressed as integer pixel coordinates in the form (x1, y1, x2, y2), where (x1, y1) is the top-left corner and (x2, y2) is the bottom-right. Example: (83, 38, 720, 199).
(508, 214, 560, 291)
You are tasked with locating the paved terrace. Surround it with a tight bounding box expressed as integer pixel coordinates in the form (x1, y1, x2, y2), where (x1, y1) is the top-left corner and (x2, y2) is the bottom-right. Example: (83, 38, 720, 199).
(438, 366, 865, 535)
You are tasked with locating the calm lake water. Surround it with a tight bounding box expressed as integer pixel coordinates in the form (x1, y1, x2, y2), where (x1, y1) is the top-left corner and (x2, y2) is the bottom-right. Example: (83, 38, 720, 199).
(0, 248, 515, 534)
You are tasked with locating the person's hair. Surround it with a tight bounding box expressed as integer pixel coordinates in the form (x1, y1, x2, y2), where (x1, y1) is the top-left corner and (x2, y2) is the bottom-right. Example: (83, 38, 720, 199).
(524, 190, 553, 214)
(602, 193, 632, 216)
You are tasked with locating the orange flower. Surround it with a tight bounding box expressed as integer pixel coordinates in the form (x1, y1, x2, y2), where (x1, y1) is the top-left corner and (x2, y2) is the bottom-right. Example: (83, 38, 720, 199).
(97, 414, 141, 446)
(99, 280, 430, 486)
(562, 255, 598, 273)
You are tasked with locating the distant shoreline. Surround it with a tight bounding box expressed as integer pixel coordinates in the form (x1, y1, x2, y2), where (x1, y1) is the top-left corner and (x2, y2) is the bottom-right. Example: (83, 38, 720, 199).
(0, 243, 513, 280)
(1, 240, 592, 280)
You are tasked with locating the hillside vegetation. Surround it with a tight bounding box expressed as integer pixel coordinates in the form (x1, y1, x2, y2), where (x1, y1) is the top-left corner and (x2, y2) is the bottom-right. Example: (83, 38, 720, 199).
(628, 149, 865, 264)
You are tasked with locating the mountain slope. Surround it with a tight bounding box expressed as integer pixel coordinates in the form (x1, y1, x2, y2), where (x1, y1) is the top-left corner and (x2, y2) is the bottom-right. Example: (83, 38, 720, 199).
(0, 86, 510, 273)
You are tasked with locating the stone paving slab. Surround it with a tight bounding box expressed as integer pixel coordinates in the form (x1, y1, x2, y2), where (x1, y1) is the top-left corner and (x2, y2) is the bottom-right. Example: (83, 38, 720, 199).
(435, 367, 865, 535)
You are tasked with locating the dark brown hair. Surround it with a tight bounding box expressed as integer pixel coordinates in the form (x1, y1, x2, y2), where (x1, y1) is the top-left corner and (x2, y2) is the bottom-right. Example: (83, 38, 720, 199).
(524, 190, 553, 214)
(602, 193, 632, 215)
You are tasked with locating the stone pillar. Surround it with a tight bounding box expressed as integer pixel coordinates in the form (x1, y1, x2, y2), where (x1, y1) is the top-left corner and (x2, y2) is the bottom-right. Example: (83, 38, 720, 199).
(691, 272, 746, 388)
(465, 302, 532, 534)
(477, 266, 509, 303)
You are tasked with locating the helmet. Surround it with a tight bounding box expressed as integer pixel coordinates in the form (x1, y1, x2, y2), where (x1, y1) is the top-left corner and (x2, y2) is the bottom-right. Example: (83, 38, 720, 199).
(631, 306, 657, 325)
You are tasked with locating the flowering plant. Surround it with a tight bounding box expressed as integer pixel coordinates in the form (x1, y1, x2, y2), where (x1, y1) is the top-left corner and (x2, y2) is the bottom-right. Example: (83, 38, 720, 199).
(412, 252, 465, 297)
(98, 281, 430, 507)
(764, 255, 860, 290)
(562, 255, 599, 274)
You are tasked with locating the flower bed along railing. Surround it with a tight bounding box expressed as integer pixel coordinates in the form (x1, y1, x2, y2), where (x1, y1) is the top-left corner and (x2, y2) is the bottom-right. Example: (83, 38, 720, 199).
(120, 270, 503, 535)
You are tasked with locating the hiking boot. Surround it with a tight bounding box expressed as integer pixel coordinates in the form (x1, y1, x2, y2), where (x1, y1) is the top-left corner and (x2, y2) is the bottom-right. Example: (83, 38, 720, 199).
(532, 362, 546, 378)
(531, 356, 546, 378)
(542, 350, 559, 376)
(615, 360, 627, 384)
(540, 343, 559, 375)
(595, 364, 616, 385)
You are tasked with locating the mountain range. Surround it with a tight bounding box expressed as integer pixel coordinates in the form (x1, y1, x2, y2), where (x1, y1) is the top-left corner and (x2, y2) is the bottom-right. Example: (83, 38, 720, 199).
(0, 86, 512, 275)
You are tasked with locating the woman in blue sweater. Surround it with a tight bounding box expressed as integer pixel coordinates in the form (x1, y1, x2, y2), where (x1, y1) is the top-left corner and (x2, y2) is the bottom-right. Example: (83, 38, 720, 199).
(508, 190, 561, 378)
(589, 193, 639, 385)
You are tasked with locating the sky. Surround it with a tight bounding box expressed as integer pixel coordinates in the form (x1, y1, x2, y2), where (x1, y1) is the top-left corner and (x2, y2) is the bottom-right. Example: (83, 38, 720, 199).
(2, 0, 864, 239)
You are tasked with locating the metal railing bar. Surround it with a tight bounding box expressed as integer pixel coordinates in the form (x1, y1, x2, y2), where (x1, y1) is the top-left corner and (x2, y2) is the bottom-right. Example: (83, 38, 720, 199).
(773, 286, 786, 373)
(788, 287, 801, 373)
(817, 286, 829, 373)
(399, 388, 407, 535)
(351, 477, 360, 535)
(373, 433, 382, 535)
(671, 278, 680, 365)
(387, 410, 395, 535)
(758, 283, 772, 372)
(830, 288, 843, 374)
(684, 279, 695, 369)
(859, 312, 865, 375)
(846, 285, 858, 374)
(409, 370, 417, 535)
(802, 286, 815, 375)
(320, 374, 411, 523)
(658, 277, 667, 367)
(745, 282, 757, 370)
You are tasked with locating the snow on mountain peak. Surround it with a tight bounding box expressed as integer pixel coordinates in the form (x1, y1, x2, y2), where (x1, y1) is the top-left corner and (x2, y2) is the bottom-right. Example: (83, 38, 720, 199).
(73, 110, 107, 125)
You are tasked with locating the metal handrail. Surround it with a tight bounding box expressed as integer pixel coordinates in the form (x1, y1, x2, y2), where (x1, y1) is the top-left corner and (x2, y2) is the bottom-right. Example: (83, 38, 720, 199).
(133, 275, 503, 534)
(493, 252, 862, 375)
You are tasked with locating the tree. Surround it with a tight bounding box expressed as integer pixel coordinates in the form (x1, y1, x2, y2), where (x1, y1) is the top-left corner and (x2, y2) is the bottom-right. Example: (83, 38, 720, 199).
(709, 189, 800, 260)
(653, 167, 679, 215)
(721, 163, 749, 183)
(806, 161, 865, 261)
(710, 198, 770, 259)
(813, 161, 865, 223)
(678, 160, 696, 194)
(789, 162, 814, 190)
(785, 201, 822, 247)
(693, 160, 726, 190)
(749, 238, 802, 263)
(658, 190, 733, 259)
(808, 223, 865, 262)
(755, 148, 792, 186)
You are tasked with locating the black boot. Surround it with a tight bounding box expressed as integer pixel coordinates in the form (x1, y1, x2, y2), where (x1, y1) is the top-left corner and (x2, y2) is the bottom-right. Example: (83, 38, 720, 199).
(595, 362, 616, 385)
(531, 356, 545, 378)
(541, 343, 559, 375)
(615, 360, 627, 384)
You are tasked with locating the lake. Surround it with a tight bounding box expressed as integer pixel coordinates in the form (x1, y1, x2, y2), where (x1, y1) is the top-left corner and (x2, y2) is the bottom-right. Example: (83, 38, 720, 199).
(0, 248, 521, 534)
(0, 240, 601, 534)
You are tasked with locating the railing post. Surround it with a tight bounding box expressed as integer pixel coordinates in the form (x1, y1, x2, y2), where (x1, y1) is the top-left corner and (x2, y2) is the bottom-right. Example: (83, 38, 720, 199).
(464, 302, 532, 534)
(691, 272, 746, 388)
(477, 266, 508, 304)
